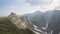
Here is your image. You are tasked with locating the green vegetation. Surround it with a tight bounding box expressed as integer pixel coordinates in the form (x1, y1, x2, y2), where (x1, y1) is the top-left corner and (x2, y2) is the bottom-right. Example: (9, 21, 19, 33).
(0, 18, 34, 34)
(0, 18, 20, 34)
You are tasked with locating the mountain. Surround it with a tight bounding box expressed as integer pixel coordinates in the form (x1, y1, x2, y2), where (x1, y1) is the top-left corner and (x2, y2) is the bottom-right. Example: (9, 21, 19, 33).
(20, 10, 60, 34)
(1, 10, 60, 34)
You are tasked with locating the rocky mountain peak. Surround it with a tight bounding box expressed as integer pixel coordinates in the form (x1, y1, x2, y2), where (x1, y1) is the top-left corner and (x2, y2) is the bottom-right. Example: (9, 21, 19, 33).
(7, 12, 27, 29)
(10, 12, 16, 15)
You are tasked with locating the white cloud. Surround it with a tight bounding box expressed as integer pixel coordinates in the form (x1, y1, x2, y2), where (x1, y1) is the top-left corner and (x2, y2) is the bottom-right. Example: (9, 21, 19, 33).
(1, 0, 60, 16)
(11, 3, 48, 15)
(12, 3, 41, 15)
(8, 0, 60, 15)
(12, 0, 60, 14)
(52, 0, 60, 9)
(25, 0, 52, 5)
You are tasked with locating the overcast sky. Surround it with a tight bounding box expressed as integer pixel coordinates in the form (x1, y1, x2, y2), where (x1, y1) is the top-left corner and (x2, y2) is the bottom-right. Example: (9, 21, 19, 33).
(0, 0, 60, 16)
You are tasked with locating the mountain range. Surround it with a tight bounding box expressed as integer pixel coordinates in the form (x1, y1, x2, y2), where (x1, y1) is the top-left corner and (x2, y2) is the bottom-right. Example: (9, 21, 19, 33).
(20, 10, 60, 34)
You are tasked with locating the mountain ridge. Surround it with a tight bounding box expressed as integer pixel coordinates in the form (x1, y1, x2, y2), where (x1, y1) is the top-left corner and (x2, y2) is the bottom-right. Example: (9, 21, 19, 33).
(20, 10, 60, 34)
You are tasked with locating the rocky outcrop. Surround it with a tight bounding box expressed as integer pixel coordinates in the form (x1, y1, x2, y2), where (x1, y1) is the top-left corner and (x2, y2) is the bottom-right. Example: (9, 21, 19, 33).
(8, 12, 28, 29)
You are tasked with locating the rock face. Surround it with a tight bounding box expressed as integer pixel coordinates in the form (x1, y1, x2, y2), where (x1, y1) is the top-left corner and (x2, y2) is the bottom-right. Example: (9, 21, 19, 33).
(8, 12, 27, 29)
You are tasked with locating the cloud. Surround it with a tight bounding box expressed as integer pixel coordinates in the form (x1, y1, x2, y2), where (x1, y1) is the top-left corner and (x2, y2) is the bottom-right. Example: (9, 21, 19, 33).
(50, 0, 60, 9)
(45, 0, 60, 10)
(0, 0, 60, 16)
(25, 0, 52, 6)
(12, 0, 53, 15)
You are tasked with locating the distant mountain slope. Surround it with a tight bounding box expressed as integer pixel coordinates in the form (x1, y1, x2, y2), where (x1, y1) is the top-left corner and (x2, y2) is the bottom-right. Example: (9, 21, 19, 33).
(20, 10, 60, 34)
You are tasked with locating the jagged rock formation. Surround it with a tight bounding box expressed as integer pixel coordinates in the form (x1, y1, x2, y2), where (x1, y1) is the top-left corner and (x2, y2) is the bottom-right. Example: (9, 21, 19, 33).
(8, 12, 27, 29)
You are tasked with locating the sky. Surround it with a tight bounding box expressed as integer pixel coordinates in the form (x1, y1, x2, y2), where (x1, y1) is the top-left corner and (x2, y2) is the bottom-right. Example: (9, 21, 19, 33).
(0, 0, 60, 16)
